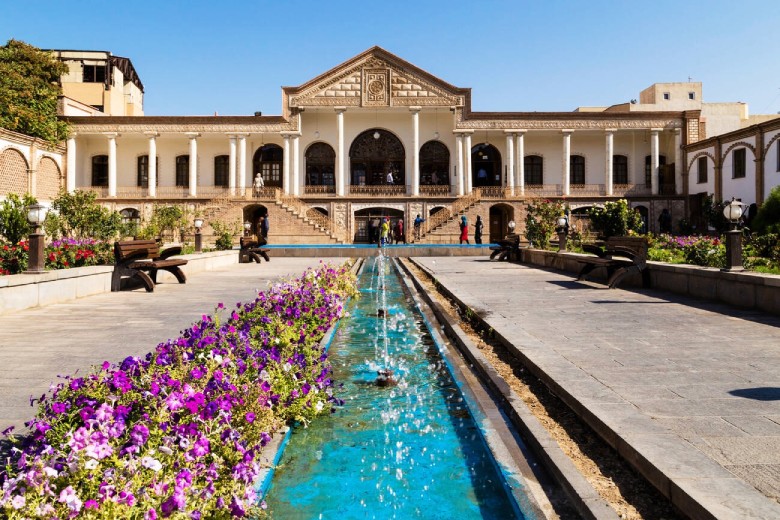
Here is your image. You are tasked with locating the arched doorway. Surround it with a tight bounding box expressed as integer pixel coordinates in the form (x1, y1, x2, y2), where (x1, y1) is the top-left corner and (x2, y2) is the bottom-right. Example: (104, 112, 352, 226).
(634, 205, 649, 234)
(354, 207, 405, 243)
(420, 140, 449, 185)
(472, 144, 502, 187)
(243, 204, 269, 238)
(489, 204, 514, 243)
(305, 142, 335, 193)
(349, 129, 405, 186)
(253, 145, 283, 188)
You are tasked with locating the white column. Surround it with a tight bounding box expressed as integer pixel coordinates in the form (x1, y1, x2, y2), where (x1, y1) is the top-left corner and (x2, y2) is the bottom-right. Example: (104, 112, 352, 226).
(562, 130, 572, 196)
(106, 133, 117, 197)
(187, 132, 199, 197)
(516, 131, 525, 196)
(605, 129, 615, 196)
(505, 132, 515, 196)
(455, 133, 464, 196)
(238, 135, 247, 195)
(228, 135, 237, 196)
(464, 133, 473, 193)
(147, 133, 158, 198)
(411, 107, 421, 196)
(66, 136, 77, 193)
(282, 134, 291, 195)
(336, 107, 346, 196)
(650, 129, 660, 195)
(292, 134, 300, 196)
(674, 128, 683, 195)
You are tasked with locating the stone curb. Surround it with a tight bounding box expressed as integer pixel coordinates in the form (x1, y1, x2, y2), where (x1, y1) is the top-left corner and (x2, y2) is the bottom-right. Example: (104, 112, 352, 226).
(402, 258, 619, 520)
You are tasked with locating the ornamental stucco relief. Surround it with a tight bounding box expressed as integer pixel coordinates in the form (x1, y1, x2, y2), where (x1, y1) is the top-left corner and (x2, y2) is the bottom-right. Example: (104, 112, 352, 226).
(70, 124, 295, 134)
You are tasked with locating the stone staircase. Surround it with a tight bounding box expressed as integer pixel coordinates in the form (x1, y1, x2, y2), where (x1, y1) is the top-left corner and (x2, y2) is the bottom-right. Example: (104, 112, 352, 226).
(413, 190, 482, 243)
(274, 193, 345, 244)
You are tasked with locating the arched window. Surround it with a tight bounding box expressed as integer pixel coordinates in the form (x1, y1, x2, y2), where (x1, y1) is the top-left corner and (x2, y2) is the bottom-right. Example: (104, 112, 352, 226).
(471, 144, 502, 187)
(305, 143, 335, 186)
(570, 155, 585, 185)
(176, 155, 189, 187)
(0, 148, 29, 196)
(137, 155, 159, 187)
(420, 141, 449, 185)
(214, 155, 229, 187)
(92, 155, 108, 187)
(253, 145, 283, 187)
(525, 155, 543, 185)
(349, 129, 405, 186)
(613, 155, 628, 184)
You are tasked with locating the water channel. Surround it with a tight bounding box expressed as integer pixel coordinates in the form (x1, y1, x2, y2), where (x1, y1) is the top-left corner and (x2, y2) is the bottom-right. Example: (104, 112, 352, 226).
(264, 254, 529, 519)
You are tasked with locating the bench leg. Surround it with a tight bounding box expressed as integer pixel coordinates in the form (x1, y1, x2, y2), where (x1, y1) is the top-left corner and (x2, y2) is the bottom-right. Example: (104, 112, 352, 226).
(112, 267, 154, 292)
(489, 250, 501, 260)
(165, 267, 187, 284)
(137, 271, 155, 292)
(260, 250, 270, 262)
(249, 252, 262, 263)
(607, 265, 636, 289)
(577, 263, 599, 281)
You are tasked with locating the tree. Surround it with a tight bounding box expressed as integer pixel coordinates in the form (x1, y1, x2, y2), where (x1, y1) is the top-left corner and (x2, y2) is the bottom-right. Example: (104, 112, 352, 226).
(0, 39, 69, 145)
(524, 199, 564, 248)
(753, 186, 780, 235)
(587, 199, 644, 238)
(47, 190, 122, 240)
(0, 193, 36, 244)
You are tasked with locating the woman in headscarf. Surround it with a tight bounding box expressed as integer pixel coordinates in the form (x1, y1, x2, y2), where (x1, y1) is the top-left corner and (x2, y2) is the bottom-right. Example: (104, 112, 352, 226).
(459, 215, 469, 244)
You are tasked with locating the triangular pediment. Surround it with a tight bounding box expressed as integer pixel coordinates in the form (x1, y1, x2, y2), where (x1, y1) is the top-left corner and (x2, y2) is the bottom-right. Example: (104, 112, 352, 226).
(284, 47, 468, 110)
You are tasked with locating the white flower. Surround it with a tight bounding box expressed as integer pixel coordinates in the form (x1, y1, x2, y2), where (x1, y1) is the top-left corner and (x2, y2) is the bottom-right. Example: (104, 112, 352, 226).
(159, 445, 173, 456)
(283, 362, 292, 372)
(314, 401, 325, 413)
(11, 495, 25, 510)
(84, 459, 98, 470)
(140, 456, 163, 472)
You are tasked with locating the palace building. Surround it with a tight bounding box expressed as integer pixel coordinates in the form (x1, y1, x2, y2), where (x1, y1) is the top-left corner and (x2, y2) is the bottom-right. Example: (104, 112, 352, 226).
(2, 46, 778, 244)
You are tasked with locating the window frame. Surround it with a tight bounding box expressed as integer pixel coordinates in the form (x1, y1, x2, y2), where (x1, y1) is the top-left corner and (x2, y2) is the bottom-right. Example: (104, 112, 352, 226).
(176, 155, 190, 187)
(697, 156, 708, 184)
(524, 155, 543, 185)
(570, 155, 585, 185)
(214, 155, 229, 187)
(91, 155, 108, 187)
(613, 155, 628, 184)
(732, 148, 746, 179)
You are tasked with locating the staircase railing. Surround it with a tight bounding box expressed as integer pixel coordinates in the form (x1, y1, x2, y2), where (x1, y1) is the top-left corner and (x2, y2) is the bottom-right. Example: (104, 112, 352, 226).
(276, 191, 343, 242)
(419, 188, 481, 240)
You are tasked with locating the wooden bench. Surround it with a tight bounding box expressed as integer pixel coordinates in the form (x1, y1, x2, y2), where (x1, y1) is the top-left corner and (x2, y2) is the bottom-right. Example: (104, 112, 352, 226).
(576, 236, 648, 289)
(111, 239, 188, 292)
(239, 236, 271, 263)
(489, 233, 521, 261)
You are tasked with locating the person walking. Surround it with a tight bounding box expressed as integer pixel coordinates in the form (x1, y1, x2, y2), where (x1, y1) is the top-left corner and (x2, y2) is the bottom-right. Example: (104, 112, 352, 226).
(459, 215, 469, 244)
(413, 214, 425, 241)
(474, 215, 483, 244)
(380, 218, 390, 246)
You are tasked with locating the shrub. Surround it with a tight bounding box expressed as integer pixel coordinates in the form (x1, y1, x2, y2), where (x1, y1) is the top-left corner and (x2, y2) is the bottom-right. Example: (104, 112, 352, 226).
(47, 190, 123, 241)
(0, 241, 29, 274)
(753, 186, 780, 234)
(0, 263, 358, 518)
(587, 199, 643, 238)
(0, 193, 36, 245)
(524, 199, 564, 248)
(211, 220, 238, 251)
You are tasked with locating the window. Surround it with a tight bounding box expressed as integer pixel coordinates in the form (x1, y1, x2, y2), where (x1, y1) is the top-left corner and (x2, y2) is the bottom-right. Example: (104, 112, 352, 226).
(645, 155, 667, 187)
(570, 155, 585, 185)
(176, 155, 189, 187)
(137, 155, 159, 187)
(214, 155, 229, 187)
(732, 148, 746, 178)
(83, 64, 106, 83)
(525, 155, 543, 185)
(697, 156, 708, 183)
(305, 143, 336, 186)
(91, 155, 108, 187)
(663, 92, 670, 100)
(688, 92, 696, 100)
(253, 145, 284, 187)
(419, 141, 449, 185)
(613, 155, 628, 184)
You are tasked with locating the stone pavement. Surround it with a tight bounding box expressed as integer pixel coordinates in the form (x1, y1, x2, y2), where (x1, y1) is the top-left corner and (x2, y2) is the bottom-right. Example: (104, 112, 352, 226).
(413, 257, 780, 519)
(0, 258, 347, 434)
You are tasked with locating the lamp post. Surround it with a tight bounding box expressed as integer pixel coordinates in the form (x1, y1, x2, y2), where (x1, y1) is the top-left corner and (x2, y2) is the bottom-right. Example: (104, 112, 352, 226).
(722, 198, 744, 272)
(556, 215, 568, 252)
(507, 220, 516, 235)
(194, 218, 204, 253)
(25, 203, 49, 274)
(243, 220, 252, 237)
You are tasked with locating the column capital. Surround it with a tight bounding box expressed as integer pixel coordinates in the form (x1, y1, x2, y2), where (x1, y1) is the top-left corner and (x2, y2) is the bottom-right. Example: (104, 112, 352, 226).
(102, 132, 119, 138)
(67, 133, 78, 139)
(561, 129, 574, 135)
(409, 106, 422, 113)
(185, 132, 201, 139)
(505, 129, 526, 135)
(143, 131, 159, 138)
(604, 128, 617, 134)
(280, 131, 300, 138)
(453, 129, 474, 136)
(650, 128, 662, 134)
(334, 106, 347, 113)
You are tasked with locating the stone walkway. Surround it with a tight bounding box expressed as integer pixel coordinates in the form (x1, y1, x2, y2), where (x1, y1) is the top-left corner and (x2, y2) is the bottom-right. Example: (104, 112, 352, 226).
(0, 258, 345, 434)
(413, 257, 780, 519)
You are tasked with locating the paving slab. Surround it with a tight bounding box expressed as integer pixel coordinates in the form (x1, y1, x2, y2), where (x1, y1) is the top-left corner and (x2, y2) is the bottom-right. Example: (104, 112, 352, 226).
(0, 258, 348, 434)
(413, 257, 780, 519)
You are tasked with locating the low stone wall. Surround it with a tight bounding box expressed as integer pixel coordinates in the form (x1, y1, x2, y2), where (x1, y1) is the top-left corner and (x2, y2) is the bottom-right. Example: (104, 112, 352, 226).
(264, 245, 494, 258)
(519, 248, 780, 316)
(0, 250, 238, 314)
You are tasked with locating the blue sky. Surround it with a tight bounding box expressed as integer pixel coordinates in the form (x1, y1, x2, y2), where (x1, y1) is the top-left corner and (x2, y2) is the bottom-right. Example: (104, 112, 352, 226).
(3, 0, 779, 117)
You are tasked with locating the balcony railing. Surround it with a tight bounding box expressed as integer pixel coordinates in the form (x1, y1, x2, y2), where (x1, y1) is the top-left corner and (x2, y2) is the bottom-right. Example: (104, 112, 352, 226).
(479, 186, 510, 199)
(419, 185, 451, 196)
(521, 184, 561, 197)
(348, 185, 407, 196)
(303, 185, 337, 195)
(612, 184, 651, 197)
(568, 184, 605, 196)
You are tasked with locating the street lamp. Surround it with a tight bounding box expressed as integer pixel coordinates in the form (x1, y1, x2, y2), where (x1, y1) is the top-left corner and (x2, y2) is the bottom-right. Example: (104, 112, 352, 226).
(507, 220, 516, 234)
(556, 215, 568, 252)
(25, 203, 49, 274)
(722, 198, 744, 272)
(243, 220, 252, 237)
(194, 218, 204, 253)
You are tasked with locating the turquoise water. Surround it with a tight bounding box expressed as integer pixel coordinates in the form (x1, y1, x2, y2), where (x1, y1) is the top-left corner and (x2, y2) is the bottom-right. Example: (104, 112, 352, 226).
(264, 255, 524, 519)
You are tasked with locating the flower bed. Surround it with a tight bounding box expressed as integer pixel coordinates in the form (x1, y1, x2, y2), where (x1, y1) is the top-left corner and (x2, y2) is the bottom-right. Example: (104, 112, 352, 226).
(1, 262, 358, 518)
(0, 239, 113, 275)
(647, 234, 725, 268)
